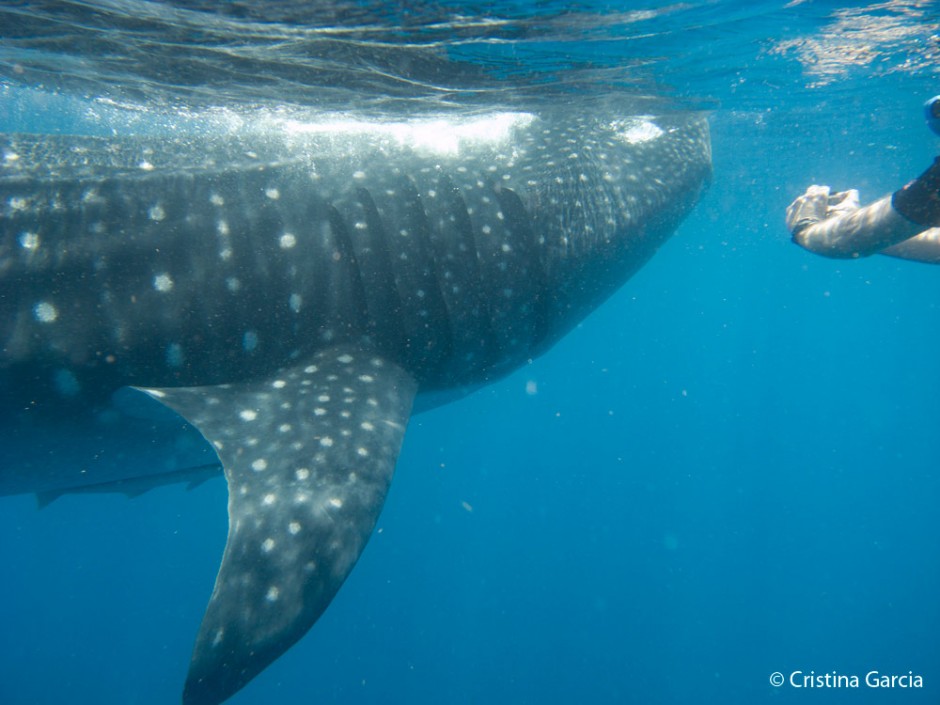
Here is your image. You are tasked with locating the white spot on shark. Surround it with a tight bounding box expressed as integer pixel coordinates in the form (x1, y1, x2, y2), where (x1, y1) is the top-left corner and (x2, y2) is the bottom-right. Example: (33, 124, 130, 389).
(18, 231, 39, 250)
(153, 273, 174, 292)
(279, 233, 296, 249)
(252, 458, 268, 472)
(33, 301, 57, 323)
(240, 409, 258, 421)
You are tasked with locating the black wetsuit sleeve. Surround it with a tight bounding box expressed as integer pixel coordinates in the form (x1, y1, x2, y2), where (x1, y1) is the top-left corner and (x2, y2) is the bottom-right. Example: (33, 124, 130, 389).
(892, 157, 940, 227)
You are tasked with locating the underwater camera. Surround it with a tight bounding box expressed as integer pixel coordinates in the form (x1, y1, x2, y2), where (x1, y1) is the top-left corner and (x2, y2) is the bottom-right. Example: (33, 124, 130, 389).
(927, 95, 940, 136)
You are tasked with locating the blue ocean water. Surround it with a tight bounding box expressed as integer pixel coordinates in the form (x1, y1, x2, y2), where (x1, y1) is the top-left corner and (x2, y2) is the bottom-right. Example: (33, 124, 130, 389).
(1, 2, 938, 704)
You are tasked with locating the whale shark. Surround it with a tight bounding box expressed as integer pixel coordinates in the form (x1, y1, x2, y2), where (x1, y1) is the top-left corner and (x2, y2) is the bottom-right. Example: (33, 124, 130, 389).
(0, 109, 711, 704)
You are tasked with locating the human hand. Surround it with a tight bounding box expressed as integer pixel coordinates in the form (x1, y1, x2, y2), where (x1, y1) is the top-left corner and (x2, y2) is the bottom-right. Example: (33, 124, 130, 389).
(786, 186, 860, 238)
(786, 185, 831, 236)
(826, 189, 860, 218)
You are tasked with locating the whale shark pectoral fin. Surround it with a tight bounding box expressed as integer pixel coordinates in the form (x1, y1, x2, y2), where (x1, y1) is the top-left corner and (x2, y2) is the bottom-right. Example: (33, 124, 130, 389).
(135, 345, 417, 705)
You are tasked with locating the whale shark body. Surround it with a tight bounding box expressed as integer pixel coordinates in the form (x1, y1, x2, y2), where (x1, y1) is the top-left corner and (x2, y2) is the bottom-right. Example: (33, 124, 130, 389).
(0, 110, 711, 703)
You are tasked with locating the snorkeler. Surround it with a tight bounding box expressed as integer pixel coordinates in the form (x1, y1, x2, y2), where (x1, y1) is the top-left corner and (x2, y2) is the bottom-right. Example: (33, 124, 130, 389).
(786, 96, 940, 264)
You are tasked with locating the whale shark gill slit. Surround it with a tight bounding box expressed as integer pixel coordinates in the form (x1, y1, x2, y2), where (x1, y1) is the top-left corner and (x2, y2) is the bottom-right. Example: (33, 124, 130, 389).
(325, 202, 372, 337)
(351, 185, 406, 352)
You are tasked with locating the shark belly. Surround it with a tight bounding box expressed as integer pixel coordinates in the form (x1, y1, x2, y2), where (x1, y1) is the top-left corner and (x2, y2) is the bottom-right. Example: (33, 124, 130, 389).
(0, 110, 711, 704)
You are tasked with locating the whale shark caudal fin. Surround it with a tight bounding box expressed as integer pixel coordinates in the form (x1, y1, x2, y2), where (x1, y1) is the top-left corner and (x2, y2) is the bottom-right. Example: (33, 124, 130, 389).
(136, 344, 417, 705)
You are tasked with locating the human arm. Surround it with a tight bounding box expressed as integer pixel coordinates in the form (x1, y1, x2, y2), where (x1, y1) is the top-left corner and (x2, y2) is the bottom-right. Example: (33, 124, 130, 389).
(786, 187, 924, 259)
(878, 227, 940, 263)
(787, 156, 940, 263)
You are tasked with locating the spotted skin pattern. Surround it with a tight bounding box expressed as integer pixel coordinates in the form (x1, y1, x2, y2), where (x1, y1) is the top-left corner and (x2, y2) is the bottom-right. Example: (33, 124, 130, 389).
(0, 111, 711, 704)
(140, 347, 416, 704)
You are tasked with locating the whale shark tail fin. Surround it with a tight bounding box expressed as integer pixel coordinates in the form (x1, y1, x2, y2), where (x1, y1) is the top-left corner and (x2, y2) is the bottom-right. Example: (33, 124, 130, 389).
(137, 344, 417, 705)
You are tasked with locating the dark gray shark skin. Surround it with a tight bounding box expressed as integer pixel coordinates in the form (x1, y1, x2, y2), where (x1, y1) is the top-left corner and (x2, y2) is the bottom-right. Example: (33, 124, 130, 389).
(0, 110, 711, 704)
(34, 462, 222, 507)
